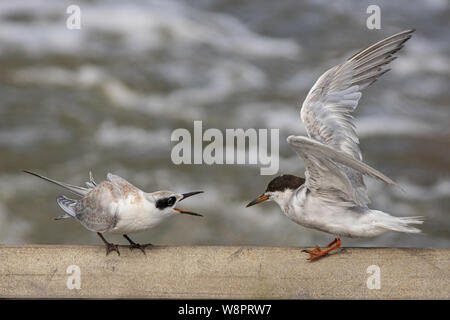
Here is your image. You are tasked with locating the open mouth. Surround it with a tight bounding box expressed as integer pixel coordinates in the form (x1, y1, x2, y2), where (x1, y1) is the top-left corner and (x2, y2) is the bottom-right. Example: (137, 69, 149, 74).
(174, 191, 204, 216)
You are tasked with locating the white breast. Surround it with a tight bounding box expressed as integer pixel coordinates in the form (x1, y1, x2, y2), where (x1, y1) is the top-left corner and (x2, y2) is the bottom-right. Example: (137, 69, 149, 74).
(107, 195, 165, 234)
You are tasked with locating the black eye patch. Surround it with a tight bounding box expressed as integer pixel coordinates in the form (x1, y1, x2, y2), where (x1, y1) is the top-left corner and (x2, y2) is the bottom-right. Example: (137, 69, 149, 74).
(156, 196, 176, 209)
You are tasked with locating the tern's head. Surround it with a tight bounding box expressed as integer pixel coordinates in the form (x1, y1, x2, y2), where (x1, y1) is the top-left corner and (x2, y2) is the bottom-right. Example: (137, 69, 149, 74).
(146, 191, 204, 217)
(246, 174, 305, 208)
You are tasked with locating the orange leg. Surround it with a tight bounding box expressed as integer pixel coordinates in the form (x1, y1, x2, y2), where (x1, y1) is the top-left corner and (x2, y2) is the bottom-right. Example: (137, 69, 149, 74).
(326, 238, 338, 248)
(303, 238, 342, 261)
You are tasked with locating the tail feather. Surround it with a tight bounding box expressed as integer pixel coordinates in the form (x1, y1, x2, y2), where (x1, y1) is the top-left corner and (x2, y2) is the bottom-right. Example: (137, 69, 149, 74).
(372, 210, 424, 234)
(54, 213, 73, 220)
(85, 171, 97, 188)
(24, 170, 90, 197)
(56, 195, 78, 219)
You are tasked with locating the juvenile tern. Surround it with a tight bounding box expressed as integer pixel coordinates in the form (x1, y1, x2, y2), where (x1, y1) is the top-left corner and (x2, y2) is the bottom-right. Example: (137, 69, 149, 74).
(24, 170, 203, 256)
(246, 30, 423, 261)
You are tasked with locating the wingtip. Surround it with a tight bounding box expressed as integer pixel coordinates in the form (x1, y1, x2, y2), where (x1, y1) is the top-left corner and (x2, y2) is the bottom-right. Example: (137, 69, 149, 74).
(399, 29, 415, 36)
(396, 183, 406, 193)
(286, 135, 301, 144)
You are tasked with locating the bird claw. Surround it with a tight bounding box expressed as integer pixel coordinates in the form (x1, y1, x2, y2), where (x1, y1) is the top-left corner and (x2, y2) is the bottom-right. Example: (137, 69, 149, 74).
(105, 243, 120, 256)
(303, 238, 342, 261)
(303, 246, 327, 261)
(306, 249, 328, 261)
(302, 246, 321, 254)
(128, 243, 151, 255)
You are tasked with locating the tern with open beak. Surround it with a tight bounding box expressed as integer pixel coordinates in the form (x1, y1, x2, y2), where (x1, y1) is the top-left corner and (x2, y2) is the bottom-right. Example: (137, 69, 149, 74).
(24, 170, 203, 256)
(247, 30, 423, 261)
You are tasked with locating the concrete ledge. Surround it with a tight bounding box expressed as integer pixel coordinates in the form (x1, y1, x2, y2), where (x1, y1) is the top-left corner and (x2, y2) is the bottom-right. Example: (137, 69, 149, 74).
(0, 246, 448, 299)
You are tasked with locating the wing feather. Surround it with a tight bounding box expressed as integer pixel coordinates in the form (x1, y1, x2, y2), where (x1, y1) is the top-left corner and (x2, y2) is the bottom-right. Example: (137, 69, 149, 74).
(107, 173, 142, 194)
(287, 136, 396, 205)
(300, 29, 414, 205)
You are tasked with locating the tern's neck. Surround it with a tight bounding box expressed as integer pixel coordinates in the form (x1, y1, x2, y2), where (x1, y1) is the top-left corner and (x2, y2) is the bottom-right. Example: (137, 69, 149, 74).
(270, 189, 295, 212)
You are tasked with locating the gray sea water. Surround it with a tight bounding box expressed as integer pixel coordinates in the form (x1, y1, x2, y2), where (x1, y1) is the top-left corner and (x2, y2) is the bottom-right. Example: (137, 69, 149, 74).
(0, 0, 449, 248)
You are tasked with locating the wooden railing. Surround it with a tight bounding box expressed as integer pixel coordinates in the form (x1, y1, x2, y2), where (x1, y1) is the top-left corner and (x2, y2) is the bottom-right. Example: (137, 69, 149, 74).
(0, 246, 448, 299)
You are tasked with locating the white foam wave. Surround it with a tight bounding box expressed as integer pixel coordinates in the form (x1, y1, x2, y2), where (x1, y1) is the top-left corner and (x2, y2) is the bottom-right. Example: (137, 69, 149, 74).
(0, 126, 70, 147)
(0, 0, 300, 59)
(14, 58, 268, 118)
(394, 37, 450, 76)
(393, 179, 450, 201)
(95, 121, 171, 152)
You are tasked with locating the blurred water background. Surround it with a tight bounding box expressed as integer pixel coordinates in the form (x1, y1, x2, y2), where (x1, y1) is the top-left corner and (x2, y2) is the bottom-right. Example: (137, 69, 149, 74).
(0, 0, 449, 247)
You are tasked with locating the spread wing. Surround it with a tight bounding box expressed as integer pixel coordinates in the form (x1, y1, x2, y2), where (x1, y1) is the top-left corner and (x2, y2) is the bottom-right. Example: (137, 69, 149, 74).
(300, 29, 414, 205)
(287, 136, 396, 205)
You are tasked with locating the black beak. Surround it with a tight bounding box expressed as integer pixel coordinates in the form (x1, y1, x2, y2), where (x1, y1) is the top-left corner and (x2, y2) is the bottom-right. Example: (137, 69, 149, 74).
(180, 191, 204, 201)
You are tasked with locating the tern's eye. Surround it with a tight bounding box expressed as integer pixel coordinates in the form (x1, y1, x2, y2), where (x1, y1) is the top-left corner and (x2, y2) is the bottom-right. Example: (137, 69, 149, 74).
(167, 196, 176, 206)
(156, 196, 177, 209)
